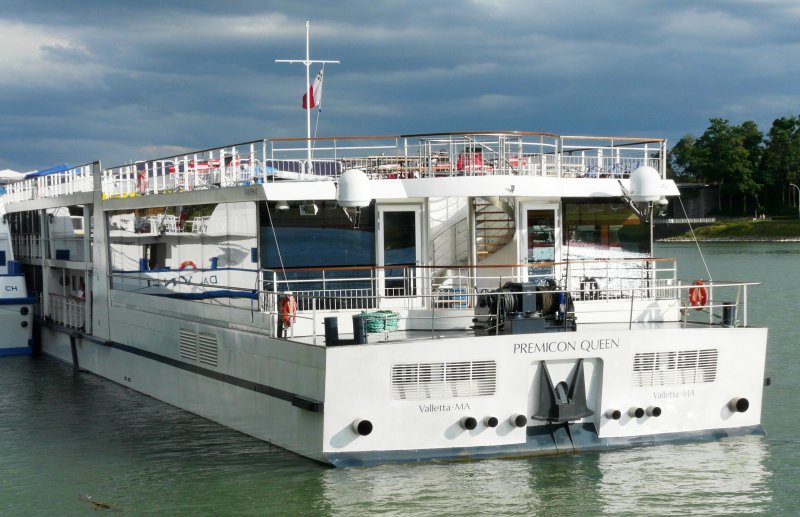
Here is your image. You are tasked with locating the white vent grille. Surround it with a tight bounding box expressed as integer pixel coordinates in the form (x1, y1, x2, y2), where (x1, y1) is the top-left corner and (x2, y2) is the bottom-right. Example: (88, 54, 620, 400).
(179, 328, 197, 361)
(197, 332, 218, 367)
(391, 361, 496, 400)
(631, 349, 718, 387)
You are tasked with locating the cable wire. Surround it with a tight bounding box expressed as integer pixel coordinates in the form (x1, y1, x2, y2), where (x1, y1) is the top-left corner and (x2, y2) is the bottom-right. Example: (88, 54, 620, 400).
(677, 196, 713, 282)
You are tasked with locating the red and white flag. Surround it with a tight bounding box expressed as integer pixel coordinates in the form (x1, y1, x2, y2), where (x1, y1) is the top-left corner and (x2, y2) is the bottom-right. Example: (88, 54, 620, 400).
(302, 68, 324, 109)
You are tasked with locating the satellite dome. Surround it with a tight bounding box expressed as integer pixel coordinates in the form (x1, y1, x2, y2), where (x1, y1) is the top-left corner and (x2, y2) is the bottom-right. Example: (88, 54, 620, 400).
(337, 169, 371, 208)
(629, 165, 663, 202)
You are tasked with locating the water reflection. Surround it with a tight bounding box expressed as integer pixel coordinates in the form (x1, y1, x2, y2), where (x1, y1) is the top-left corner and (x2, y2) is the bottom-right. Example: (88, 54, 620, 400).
(320, 459, 545, 516)
(318, 438, 770, 516)
(597, 437, 771, 515)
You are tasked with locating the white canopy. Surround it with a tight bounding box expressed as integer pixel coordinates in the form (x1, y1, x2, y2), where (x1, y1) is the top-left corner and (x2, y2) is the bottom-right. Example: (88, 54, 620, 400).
(0, 169, 24, 184)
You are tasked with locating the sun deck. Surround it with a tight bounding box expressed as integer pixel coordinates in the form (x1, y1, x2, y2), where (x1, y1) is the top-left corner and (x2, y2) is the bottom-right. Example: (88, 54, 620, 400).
(0, 132, 667, 204)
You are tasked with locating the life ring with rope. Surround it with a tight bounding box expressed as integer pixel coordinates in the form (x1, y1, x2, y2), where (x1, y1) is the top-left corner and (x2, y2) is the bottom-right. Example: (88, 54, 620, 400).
(280, 293, 297, 328)
(689, 280, 708, 311)
(179, 260, 197, 270)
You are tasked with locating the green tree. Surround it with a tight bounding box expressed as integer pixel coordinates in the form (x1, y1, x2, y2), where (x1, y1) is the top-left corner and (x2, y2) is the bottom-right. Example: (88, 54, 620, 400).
(668, 134, 697, 181)
(736, 120, 764, 211)
(761, 116, 800, 209)
(682, 118, 761, 214)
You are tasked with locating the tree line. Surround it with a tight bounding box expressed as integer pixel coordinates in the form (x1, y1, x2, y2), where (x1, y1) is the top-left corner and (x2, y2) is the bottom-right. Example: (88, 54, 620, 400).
(669, 116, 800, 215)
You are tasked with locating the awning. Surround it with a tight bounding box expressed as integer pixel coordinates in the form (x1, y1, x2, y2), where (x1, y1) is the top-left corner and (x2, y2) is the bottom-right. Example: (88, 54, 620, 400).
(24, 164, 73, 178)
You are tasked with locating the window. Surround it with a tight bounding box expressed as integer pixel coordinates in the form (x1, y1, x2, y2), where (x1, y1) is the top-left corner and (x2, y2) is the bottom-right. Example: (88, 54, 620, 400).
(562, 199, 649, 259)
(260, 201, 375, 269)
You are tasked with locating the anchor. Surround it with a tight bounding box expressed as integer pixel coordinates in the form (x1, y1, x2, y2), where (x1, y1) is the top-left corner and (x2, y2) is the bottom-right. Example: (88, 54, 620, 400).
(533, 359, 594, 422)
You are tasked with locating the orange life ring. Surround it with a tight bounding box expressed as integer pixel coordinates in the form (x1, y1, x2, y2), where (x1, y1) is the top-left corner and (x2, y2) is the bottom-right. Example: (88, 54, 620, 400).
(179, 260, 197, 270)
(689, 280, 708, 311)
(280, 294, 297, 328)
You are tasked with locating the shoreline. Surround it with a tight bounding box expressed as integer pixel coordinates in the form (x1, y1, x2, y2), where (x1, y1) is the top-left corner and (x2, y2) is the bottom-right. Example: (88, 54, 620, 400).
(656, 218, 800, 242)
(659, 237, 800, 243)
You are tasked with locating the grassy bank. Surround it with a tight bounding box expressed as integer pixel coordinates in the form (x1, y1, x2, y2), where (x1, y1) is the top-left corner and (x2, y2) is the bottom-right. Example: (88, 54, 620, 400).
(665, 218, 800, 241)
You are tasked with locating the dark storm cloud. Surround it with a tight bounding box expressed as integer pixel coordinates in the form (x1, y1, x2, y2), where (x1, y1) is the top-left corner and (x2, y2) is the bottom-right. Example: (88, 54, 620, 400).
(1, 0, 800, 170)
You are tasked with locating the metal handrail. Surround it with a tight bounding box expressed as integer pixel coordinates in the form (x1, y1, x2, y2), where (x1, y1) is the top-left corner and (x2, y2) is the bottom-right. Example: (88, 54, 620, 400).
(0, 131, 671, 205)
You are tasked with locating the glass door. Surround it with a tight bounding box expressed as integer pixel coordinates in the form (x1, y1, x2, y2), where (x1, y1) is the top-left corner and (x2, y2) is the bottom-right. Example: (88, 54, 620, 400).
(377, 205, 422, 304)
(522, 204, 559, 285)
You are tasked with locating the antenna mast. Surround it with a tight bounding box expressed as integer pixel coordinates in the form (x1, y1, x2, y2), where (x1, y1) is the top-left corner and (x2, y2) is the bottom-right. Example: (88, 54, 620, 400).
(275, 21, 340, 164)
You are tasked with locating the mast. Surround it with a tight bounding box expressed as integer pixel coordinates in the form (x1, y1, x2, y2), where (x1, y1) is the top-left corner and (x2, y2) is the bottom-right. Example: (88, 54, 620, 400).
(275, 21, 340, 164)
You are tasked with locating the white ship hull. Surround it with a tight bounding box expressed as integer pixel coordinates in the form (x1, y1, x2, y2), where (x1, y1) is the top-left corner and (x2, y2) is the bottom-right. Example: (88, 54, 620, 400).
(38, 300, 765, 466)
(1, 130, 769, 466)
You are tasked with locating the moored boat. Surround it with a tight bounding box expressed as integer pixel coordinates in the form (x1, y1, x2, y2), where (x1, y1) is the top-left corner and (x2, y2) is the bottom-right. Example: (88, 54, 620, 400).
(0, 202, 35, 356)
(0, 23, 768, 466)
(0, 129, 767, 466)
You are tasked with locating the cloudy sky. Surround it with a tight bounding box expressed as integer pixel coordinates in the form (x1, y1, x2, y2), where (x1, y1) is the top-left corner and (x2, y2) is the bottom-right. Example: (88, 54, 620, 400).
(1, 0, 799, 172)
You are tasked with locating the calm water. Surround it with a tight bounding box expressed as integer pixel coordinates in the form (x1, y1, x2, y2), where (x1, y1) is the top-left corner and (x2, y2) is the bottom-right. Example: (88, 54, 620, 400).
(1, 243, 798, 516)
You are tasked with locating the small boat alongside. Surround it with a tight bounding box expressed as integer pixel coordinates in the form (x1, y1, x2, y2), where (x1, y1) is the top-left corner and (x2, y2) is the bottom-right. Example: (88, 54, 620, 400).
(0, 203, 35, 356)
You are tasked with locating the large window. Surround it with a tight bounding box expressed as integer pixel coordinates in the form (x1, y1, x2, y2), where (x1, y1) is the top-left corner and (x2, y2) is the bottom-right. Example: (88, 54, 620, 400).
(562, 199, 649, 260)
(259, 201, 375, 269)
(107, 202, 258, 299)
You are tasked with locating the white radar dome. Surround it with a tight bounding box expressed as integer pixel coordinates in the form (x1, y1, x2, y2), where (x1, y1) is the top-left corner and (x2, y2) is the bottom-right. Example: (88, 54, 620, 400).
(629, 165, 663, 202)
(337, 169, 371, 208)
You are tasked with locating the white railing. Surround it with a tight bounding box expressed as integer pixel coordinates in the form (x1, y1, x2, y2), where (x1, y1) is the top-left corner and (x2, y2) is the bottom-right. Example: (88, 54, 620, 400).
(12, 234, 44, 259)
(0, 132, 668, 205)
(260, 258, 676, 312)
(259, 257, 760, 330)
(0, 164, 94, 204)
(101, 258, 753, 340)
(259, 278, 755, 342)
(559, 136, 665, 178)
(102, 140, 268, 199)
(48, 293, 85, 329)
(564, 257, 677, 298)
(268, 132, 665, 180)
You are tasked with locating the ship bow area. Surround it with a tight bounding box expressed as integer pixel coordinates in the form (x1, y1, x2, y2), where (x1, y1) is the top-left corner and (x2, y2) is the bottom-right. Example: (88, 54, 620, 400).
(321, 326, 767, 466)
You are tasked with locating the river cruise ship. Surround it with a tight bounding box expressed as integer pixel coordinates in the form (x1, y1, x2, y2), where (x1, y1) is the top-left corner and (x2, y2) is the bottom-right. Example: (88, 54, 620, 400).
(0, 131, 767, 466)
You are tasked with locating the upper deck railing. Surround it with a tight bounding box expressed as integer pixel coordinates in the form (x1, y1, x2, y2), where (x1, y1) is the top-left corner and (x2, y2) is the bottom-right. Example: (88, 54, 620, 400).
(0, 132, 667, 204)
(0, 163, 94, 204)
